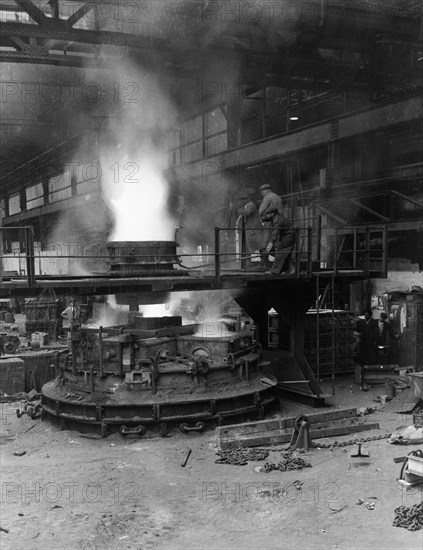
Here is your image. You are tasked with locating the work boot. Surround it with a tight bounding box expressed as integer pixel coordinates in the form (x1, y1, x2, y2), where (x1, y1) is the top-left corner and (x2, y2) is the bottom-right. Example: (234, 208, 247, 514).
(287, 262, 296, 275)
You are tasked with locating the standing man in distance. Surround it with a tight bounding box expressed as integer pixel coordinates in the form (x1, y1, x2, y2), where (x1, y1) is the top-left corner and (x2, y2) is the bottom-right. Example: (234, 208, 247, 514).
(354, 309, 378, 390)
(61, 298, 81, 347)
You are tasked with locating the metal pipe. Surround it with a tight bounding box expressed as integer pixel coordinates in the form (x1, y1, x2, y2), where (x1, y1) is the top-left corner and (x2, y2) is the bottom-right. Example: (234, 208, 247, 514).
(307, 226, 312, 276)
(98, 326, 104, 377)
(317, 214, 322, 267)
(316, 275, 320, 397)
(241, 216, 247, 271)
(214, 227, 221, 282)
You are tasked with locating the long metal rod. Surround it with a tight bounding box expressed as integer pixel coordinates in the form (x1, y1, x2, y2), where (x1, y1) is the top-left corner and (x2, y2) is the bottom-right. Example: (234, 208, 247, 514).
(214, 227, 221, 282)
(316, 275, 320, 395)
(331, 274, 336, 397)
(98, 326, 104, 378)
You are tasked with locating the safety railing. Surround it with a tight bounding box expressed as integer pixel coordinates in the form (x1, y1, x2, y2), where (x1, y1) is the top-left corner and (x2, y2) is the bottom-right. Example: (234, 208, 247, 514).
(0, 226, 35, 288)
(213, 223, 314, 282)
(333, 224, 388, 278)
(0, 219, 388, 288)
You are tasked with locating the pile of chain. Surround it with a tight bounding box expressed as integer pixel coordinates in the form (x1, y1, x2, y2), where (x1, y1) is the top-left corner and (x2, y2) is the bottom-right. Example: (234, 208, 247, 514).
(263, 447, 312, 473)
(215, 448, 269, 465)
(313, 433, 391, 449)
(393, 502, 423, 531)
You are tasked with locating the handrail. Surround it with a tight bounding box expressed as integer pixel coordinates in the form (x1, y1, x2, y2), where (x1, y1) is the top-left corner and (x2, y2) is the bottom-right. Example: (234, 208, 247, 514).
(0, 221, 388, 286)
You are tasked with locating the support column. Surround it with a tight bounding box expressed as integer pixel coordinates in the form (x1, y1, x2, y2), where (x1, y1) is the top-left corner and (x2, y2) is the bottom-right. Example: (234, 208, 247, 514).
(19, 188, 27, 213)
(226, 98, 242, 149)
(42, 174, 49, 205)
(0, 199, 3, 283)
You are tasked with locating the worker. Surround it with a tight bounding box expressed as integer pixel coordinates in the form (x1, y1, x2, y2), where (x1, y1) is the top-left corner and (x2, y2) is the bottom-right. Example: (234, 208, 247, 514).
(262, 209, 296, 275)
(61, 298, 81, 347)
(237, 188, 262, 264)
(258, 183, 282, 218)
(253, 184, 283, 270)
(354, 309, 378, 390)
(376, 312, 397, 346)
(376, 311, 399, 362)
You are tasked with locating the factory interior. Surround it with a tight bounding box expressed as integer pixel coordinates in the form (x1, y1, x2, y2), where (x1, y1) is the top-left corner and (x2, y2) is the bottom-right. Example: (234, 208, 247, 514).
(0, 1, 423, 548)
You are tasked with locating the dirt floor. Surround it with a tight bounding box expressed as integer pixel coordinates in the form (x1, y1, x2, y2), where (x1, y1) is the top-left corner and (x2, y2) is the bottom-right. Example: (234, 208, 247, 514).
(1, 377, 422, 550)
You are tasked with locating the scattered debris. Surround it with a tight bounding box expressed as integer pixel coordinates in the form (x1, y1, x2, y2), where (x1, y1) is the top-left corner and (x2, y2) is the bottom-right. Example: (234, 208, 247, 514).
(329, 504, 347, 514)
(24, 424, 36, 434)
(393, 503, 423, 531)
(16, 400, 42, 420)
(215, 448, 269, 465)
(13, 450, 26, 457)
(26, 389, 40, 401)
(388, 425, 423, 445)
(181, 448, 192, 468)
(356, 497, 377, 510)
(358, 407, 376, 416)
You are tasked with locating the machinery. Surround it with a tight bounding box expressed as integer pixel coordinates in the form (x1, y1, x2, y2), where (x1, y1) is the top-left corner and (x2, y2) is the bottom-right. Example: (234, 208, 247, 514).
(41, 241, 277, 435)
(42, 316, 276, 436)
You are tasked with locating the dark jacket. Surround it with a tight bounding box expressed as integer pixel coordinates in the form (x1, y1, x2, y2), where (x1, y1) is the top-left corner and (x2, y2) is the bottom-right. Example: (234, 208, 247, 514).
(376, 320, 396, 347)
(269, 212, 296, 248)
(355, 318, 378, 364)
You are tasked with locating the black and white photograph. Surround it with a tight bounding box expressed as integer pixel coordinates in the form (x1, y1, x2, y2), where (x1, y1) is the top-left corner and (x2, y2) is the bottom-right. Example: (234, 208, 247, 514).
(0, 1, 422, 548)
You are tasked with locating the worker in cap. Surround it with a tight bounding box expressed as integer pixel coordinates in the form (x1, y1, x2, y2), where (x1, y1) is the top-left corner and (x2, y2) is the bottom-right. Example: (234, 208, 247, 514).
(252, 184, 284, 270)
(237, 188, 262, 263)
(261, 208, 296, 275)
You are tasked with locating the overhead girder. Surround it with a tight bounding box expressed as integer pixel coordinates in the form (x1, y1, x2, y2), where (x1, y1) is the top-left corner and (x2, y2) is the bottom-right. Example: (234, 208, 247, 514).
(0, 0, 421, 92)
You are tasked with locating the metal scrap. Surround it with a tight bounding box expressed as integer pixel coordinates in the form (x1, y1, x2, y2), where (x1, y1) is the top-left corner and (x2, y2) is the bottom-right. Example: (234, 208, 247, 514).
(393, 502, 423, 531)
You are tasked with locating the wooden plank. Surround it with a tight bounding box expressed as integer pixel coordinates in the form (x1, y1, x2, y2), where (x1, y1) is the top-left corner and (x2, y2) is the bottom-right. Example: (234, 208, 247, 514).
(216, 407, 357, 439)
(217, 419, 379, 450)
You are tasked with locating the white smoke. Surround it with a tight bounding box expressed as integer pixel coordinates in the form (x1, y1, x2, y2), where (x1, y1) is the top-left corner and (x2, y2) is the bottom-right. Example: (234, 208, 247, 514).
(95, 59, 177, 242)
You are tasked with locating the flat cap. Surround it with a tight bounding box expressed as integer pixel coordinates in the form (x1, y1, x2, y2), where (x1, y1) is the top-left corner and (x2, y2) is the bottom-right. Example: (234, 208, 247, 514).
(259, 183, 272, 192)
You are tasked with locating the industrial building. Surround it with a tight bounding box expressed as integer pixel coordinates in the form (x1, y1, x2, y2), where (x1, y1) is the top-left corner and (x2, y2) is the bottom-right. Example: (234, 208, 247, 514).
(0, 1, 422, 549)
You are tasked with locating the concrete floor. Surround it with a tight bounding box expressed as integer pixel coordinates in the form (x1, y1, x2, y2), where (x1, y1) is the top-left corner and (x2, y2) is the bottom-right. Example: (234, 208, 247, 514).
(0, 376, 422, 550)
